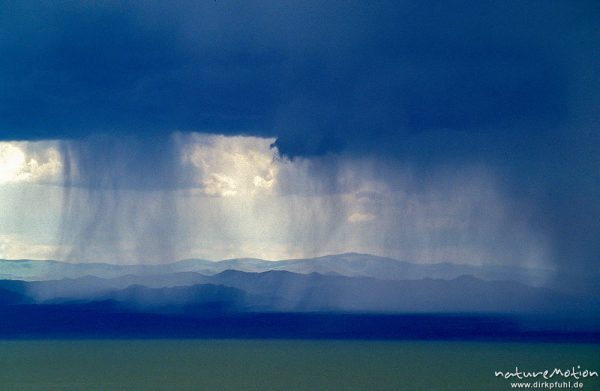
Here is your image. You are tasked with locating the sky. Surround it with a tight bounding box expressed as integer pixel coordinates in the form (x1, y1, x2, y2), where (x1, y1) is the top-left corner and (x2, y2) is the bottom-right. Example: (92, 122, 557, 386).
(0, 1, 598, 291)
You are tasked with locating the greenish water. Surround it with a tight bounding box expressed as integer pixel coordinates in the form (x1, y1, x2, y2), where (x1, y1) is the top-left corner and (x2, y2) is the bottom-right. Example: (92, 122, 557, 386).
(0, 340, 598, 390)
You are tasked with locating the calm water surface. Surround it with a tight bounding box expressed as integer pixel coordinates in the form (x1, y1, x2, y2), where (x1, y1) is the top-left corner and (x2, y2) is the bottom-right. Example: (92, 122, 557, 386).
(0, 340, 598, 390)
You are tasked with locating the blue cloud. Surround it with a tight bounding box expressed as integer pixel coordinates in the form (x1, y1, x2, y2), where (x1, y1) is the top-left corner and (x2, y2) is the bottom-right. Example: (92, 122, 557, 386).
(0, 1, 587, 152)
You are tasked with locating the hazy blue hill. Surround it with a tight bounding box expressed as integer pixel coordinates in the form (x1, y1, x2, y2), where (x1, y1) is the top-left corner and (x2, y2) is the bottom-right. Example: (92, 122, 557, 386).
(1, 270, 598, 341)
(175, 258, 268, 273)
(0, 259, 171, 280)
(1, 270, 592, 315)
(0, 253, 553, 289)
(0, 258, 219, 281)
(206, 270, 589, 314)
(0, 287, 31, 305)
(0, 279, 28, 293)
(95, 283, 251, 313)
(269, 253, 553, 287)
(0, 253, 595, 315)
(9, 273, 211, 302)
(177, 253, 554, 288)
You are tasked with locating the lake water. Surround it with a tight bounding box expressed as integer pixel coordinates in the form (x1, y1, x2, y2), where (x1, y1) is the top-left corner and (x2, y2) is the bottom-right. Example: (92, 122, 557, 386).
(0, 340, 598, 390)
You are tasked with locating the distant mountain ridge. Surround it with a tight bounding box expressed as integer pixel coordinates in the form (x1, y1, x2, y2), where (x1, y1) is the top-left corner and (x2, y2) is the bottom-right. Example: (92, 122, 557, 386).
(0, 269, 595, 315)
(0, 253, 553, 288)
(1, 261, 599, 341)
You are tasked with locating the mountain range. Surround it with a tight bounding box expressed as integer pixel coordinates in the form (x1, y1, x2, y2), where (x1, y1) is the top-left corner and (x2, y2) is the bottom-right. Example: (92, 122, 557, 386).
(0, 253, 598, 340)
(0, 252, 554, 286)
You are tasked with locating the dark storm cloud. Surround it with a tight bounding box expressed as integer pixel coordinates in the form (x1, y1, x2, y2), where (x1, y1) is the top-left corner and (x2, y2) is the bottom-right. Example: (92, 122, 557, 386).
(1, 1, 586, 146)
(0, 1, 282, 138)
(1, 1, 599, 290)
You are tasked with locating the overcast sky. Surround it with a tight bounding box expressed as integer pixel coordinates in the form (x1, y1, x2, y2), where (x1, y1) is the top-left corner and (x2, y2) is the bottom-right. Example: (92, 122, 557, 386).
(0, 1, 598, 291)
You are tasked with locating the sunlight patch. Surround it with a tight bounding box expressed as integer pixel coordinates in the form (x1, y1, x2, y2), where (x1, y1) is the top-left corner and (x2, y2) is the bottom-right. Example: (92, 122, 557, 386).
(348, 212, 376, 223)
(180, 134, 279, 197)
(0, 142, 62, 184)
